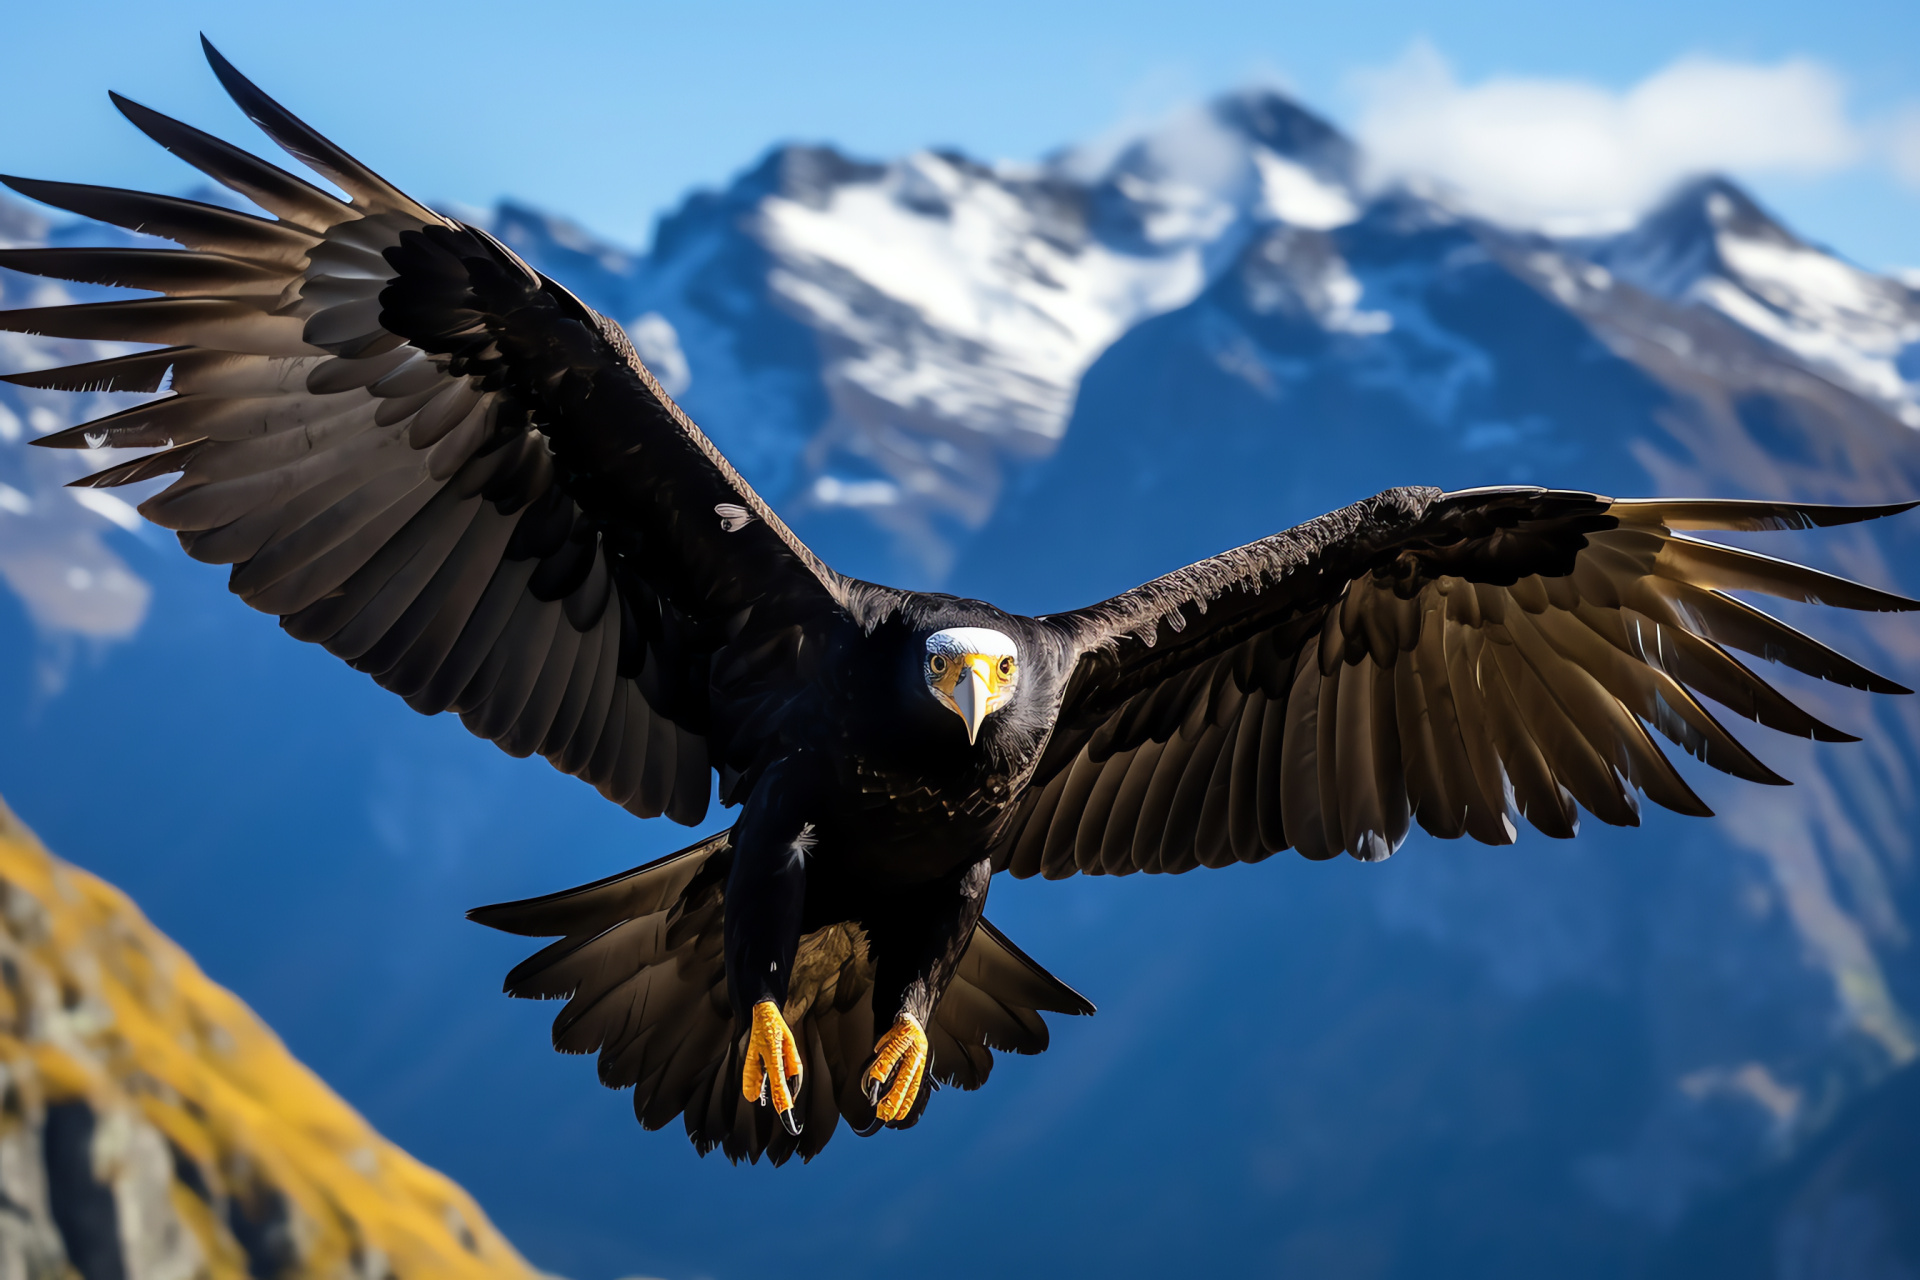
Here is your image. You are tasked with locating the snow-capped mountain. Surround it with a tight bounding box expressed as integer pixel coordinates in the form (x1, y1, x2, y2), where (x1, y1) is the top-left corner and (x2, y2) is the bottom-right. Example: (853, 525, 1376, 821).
(0, 200, 153, 687)
(487, 92, 1363, 579)
(1594, 178, 1920, 428)
(10, 90, 1914, 591)
(3, 88, 1919, 1280)
(965, 152, 1920, 1269)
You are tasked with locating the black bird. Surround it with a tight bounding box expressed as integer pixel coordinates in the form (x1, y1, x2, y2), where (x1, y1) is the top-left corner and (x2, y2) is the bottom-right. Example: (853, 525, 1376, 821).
(3, 43, 1915, 1165)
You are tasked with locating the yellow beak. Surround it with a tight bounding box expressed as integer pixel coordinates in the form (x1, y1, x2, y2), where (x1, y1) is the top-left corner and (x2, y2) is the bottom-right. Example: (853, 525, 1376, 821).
(948, 655, 994, 744)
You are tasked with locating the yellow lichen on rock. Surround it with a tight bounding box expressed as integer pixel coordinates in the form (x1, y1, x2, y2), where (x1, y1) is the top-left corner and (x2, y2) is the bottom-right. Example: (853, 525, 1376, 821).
(0, 796, 548, 1280)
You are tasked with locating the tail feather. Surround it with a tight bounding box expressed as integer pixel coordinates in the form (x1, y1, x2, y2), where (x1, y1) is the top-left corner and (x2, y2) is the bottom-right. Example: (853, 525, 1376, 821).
(467, 831, 727, 939)
(470, 832, 1092, 1164)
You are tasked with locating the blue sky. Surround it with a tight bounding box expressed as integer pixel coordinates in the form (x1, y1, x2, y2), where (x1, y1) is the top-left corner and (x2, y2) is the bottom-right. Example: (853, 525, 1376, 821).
(4, 1, 1918, 268)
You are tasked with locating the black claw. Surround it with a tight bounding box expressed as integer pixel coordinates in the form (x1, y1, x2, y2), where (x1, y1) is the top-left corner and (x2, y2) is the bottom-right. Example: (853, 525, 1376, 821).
(864, 1073, 885, 1105)
(757, 1076, 770, 1108)
(779, 1106, 803, 1137)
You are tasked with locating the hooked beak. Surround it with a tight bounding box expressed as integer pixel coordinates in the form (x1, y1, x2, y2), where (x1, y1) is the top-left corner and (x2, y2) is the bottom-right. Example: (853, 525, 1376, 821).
(947, 656, 993, 745)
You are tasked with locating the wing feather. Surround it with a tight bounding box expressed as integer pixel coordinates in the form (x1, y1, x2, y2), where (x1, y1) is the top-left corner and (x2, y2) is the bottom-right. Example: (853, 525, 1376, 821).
(1393, 647, 1460, 839)
(1161, 718, 1232, 873)
(1126, 709, 1200, 872)
(0, 175, 320, 264)
(1478, 632, 1578, 838)
(1097, 738, 1163, 876)
(0, 247, 288, 296)
(1040, 752, 1104, 879)
(1278, 648, 1333, 860)
(2, 44, 853, 824)
(1223, 684, 1272, 862)
(1335, 658, 1394, 858)
(994, 487, 1913, 875)
(502, 613, 583, 759)
(240, 475, 440, 615)
(1193, 678, 1249, 868)
(1500, 613, 1639, 827)
(109, 89, 347, 230)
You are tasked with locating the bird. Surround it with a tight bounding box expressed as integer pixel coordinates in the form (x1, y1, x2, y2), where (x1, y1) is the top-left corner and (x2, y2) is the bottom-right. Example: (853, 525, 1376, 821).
(2, 41, 1915, 1166)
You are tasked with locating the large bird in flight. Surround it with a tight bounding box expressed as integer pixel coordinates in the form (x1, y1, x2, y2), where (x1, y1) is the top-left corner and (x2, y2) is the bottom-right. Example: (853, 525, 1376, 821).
(3, 42, 1914, 1165)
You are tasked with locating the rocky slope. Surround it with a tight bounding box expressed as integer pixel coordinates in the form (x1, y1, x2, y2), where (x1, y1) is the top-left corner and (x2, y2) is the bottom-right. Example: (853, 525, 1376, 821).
(0, 797, 542, 1280)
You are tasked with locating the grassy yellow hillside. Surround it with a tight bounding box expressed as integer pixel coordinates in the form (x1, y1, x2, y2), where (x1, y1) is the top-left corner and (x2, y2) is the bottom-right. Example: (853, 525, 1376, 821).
(0, 796, 548, 1280)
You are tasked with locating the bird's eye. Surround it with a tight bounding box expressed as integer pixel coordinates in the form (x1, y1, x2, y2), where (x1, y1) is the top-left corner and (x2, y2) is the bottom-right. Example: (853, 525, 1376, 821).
(998, 657, 1015, 679)
(928, 654, 947, 676)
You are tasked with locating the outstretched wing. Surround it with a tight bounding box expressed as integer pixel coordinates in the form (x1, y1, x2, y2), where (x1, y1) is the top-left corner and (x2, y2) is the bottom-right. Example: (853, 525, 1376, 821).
(470, 836, 1092, 1165)
(996, 486, 1917, 878)
(0, 41, 849, 824)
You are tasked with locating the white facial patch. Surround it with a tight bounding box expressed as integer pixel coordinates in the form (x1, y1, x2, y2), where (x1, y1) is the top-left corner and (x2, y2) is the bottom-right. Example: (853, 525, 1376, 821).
(924, 627, 1020, 744)
(925, 627, 1018, 661)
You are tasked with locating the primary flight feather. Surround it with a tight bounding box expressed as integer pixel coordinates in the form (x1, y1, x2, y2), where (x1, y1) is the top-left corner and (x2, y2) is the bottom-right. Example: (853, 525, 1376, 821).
(2, 41, 1914, 1165)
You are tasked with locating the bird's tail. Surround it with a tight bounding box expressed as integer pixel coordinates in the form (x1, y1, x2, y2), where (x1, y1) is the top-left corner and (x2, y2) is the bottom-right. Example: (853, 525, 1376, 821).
(468, 833, 1091, 1164)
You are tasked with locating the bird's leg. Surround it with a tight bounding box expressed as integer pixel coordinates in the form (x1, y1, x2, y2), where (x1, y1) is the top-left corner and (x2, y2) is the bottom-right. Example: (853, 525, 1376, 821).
(866, 1012, 929, 1122)
(742, 999, 805, 1120)
(723, 758, 818, 1136)
(863, 858, 991, 1123)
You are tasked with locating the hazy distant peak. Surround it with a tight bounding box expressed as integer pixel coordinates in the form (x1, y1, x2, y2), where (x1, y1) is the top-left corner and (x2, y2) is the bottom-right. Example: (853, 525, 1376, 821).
(1599, 174, 1920, 425)
(1597, 176, 1784, 299)
(1213, 88, 1359, 178)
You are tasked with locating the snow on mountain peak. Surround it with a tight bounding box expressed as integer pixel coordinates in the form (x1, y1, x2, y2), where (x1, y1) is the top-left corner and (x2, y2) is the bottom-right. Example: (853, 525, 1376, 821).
(748, 159, 1210, 570)
(628, 90, 1366, 577)
(0, 204, 157, 682)
(1598, 178, 1920, 426)
(754, 144, 1203, 440)
(1253, 150, 1361, 230)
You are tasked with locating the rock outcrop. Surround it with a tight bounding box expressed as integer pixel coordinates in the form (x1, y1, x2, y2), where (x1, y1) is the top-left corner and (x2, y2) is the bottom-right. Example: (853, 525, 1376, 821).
(0, 797, 543, 1280)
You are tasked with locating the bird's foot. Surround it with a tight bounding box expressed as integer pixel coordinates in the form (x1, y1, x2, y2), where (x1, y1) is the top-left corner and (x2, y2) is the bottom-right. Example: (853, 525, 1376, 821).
(864, 1013, 928, 1122)
(742, 999, 804, 1135)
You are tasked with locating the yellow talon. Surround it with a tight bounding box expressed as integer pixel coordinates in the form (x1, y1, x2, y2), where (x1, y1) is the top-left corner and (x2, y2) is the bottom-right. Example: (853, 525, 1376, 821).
(742, 999, 805, 1135)
(865, 1013, 928, 1122)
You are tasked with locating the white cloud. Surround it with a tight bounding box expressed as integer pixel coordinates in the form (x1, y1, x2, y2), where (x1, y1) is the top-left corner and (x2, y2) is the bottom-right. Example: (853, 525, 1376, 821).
(1350, 45, 1868, 232)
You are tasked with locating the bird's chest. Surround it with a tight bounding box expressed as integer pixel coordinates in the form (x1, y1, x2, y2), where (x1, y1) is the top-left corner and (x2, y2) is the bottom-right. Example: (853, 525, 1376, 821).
(846, 753, 1015, 822)
(821, 728, 1022, 877)
(797, 618, 1040, 876)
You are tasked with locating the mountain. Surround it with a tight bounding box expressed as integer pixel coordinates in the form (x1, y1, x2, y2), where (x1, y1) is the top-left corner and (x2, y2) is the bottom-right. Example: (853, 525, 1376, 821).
(0, 195, 155, 694)
(0, 796, 542, 1280)
(489, 92, 1360, 581)
(1653, 1059, 1920, 1279)
(1591, 176, 1920, 431)
(1, 89, 1918, 1280)
(958, 154, 1920, 1277)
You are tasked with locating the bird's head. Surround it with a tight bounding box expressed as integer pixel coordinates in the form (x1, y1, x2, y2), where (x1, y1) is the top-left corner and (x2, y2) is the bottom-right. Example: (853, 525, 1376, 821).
(922, 627, 1020, 745)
